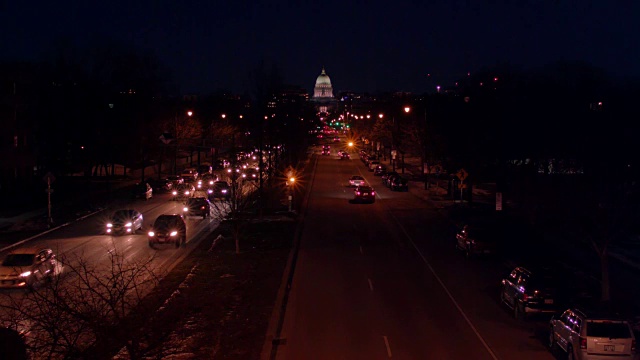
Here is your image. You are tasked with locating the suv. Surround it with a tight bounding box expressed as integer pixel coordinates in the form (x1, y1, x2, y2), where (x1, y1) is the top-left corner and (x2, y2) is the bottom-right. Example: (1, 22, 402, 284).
(500, 265, 561, 319)
(172, 183, 195, 201)
(353, 185, 375, 203)
(209, 181, 231, 200)
(148, 214, 187, 248)
(549, 307, 636, 359)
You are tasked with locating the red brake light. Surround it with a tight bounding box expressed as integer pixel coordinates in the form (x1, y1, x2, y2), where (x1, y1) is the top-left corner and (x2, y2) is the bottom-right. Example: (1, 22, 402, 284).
(580, 337, 587, 349)
(522, 293, 528, 301)
(371, 191, 375, 195)
(356, 192, 361, 195)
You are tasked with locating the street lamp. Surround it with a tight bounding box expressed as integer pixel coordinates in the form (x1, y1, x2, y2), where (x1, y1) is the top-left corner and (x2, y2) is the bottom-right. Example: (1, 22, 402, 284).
(173, 110, 193, 174)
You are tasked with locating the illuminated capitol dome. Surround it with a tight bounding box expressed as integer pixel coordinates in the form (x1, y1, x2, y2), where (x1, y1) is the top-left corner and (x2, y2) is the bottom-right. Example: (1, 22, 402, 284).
(312, 67, 337, 113)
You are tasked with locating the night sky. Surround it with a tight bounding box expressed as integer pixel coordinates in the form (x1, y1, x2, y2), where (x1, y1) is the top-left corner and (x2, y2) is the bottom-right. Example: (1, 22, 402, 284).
(1, 0, 637, 95)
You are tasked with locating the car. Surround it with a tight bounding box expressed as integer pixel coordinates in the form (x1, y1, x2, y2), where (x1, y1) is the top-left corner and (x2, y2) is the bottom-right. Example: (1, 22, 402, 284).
(172, 183, 195, 200)
(147, 178, 173, 193)
(549, 306, 637, 360)
(243, 168, 259, 181)
(382, 171, 399, 187)
(197, 173, 218, 189)
(209, 180, 231, 200)
(321, 149, 331, 155)
(454, 224, 498, 258)
(500, 265, 562, 319)
(197, 164, 213, 176)
(333, 136, 340, 142)
(166, 175, 184, 187)
(353, 185, 376, 203)
(180, 168, 199, 182)
(368, 160, 381, 171)
(132, 182, 153, 200)
(373, 164, 386, 175)
(0, 248, 62, 289)
(183, 197, 212, 219)
(389, 176, 409, 191)
(340, 152, 351, 160)
(348, 175, 366, 187)
(105, 209, 143, 235)
(148, 214, 187, 248)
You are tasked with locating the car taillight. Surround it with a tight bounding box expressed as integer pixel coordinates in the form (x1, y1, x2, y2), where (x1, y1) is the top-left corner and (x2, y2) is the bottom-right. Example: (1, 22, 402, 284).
(579, 336, 587, 349)
(356, 192, 360, 195)
(371, 191, 375, 195)
(522, 293, 528, 302)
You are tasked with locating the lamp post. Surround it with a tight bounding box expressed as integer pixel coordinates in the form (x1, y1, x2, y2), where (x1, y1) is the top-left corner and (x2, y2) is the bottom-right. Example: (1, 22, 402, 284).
(401, 106, 411, 173)
(173, 110, 193, 174)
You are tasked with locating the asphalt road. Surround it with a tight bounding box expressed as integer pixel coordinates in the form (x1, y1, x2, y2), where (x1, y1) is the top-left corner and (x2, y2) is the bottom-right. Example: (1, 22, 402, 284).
(275, 148, 555, 360)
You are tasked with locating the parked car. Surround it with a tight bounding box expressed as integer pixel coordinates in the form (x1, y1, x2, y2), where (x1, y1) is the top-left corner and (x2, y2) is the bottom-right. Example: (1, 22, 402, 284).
(368, 160, 381, 171)
(183, 197, 212, 219)
(382, 171, 399, 187)
(166, 175, 184, 187)
(148, 214, 187, 248)
(147, 178, 173, 193)
(353, 185, 376, 203)
(349, 175, 366, 187)
(549, 306, 636, 360)
(180, 168, 199, 182)
(455, 224, 498, 258)
(105, 209, 143, 235)
(0, 248, 62, 289)
(172, 183, 195, 201)
(197, 164, 213, 176)
(373, 164, 386, 176)
(500, 264, 562, 319)
(132, 182, 153, 200)
(389, 176, 409, 191)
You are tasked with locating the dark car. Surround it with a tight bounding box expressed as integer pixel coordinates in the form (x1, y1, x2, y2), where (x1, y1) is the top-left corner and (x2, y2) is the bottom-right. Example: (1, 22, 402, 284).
(197, 164, 213, 176)
(132, 182, 153, 200)
(373, 164, 386, 176)
(172, 183, 195, 201)
(166, 175, 184, 187)
(382, 171, 399, 187)
(105, 209, 143, 235)
(183, 197, 212, 219)
(209, 180, 231, 200)
(389, 176, 409, 191)
(353, 185, 376, 203)
(500, 264, 563, 319)
(147, 178, 173, 193)
(148, 214, 187, 248)
(340, 152, 351, 160)
(455, 224, 498, 258)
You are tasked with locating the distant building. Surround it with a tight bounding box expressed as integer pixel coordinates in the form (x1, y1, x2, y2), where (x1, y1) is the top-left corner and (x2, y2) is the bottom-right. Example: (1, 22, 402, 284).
(311, 67, 337, 114)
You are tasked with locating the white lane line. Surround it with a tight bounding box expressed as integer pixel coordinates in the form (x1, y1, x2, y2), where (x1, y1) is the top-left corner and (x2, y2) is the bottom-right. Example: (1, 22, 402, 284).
(394, 220, 499, 360)
(383, 335, 393, 357)
(368, 278, 374, 291)
(360, 245, 364, 255)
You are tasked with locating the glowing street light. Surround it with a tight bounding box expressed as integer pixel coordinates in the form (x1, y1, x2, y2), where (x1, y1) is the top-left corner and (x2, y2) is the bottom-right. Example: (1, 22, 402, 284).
(404, 106, 411, 113)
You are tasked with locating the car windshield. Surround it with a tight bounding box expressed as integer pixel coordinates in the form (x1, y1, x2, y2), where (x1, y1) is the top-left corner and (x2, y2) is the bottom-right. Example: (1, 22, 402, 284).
(351, 176, 363, 180)
(187, 199, 207, 206)
(112, 210, 133, 219)
(2, 254, 35, 267)
(154, 216, 179, 229)
(586, 320, 632, 338)
(358, 187, 373, 192)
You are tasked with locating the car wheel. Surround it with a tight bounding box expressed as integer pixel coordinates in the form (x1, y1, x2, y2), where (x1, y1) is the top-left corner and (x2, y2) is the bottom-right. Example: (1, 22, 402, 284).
(465, 248, 472, 259)
(514, 302, 526, 320)
(567, 345, 574, 360)
(548, 327, 557, 350)
(175, 239, 180, 248)
(148, 241, 156, 249)
(499, 289, 506, 304)
(181, 237, 187, 248)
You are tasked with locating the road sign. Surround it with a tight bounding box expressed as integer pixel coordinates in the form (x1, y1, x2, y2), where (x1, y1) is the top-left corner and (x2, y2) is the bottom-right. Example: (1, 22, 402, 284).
(456, 168, 468, 182)
(458, 183, 467, 189)
(43, 172, 56, 184)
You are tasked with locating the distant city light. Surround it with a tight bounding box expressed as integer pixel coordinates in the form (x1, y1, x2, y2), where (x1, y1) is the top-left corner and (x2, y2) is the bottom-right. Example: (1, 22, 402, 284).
(436, 85, 441, 92)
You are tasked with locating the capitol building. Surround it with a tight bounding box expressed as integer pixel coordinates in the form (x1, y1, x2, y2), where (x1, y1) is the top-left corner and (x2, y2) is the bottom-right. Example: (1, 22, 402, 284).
(311, 67, 337, 114)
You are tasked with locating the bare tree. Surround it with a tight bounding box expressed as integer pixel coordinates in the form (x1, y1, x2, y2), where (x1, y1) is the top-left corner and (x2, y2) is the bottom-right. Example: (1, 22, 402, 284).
(0, 245, 160, 359)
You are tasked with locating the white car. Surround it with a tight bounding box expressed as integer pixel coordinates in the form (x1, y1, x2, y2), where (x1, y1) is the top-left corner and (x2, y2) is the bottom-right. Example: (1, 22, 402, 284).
(549, 307, 636, 360)
(348, 175, 365, 187)
(0, 248, 63, 289)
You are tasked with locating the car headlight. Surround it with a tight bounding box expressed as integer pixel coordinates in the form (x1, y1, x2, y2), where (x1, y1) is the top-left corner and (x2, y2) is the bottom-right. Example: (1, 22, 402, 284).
(221, 189, 227, 193)
(209, 181, 214, 185)
(208, 189, 213, 193)
(183, 207, 189, 212)
(170, 231, 178, 236)
(125, 222, 132, 227)
(148, 231, 155, 237)
(185, 191, 190, 195)
(19, 271, 32, 278)
(172, 191, 177, 195)
(106, 223, 113, 228)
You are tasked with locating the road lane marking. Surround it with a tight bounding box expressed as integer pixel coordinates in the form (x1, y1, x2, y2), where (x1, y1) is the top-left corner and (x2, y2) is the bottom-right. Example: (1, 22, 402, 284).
(368, 278, 374, 291)
(394, 220, 499, 360)
(383, 335, 392, 357)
